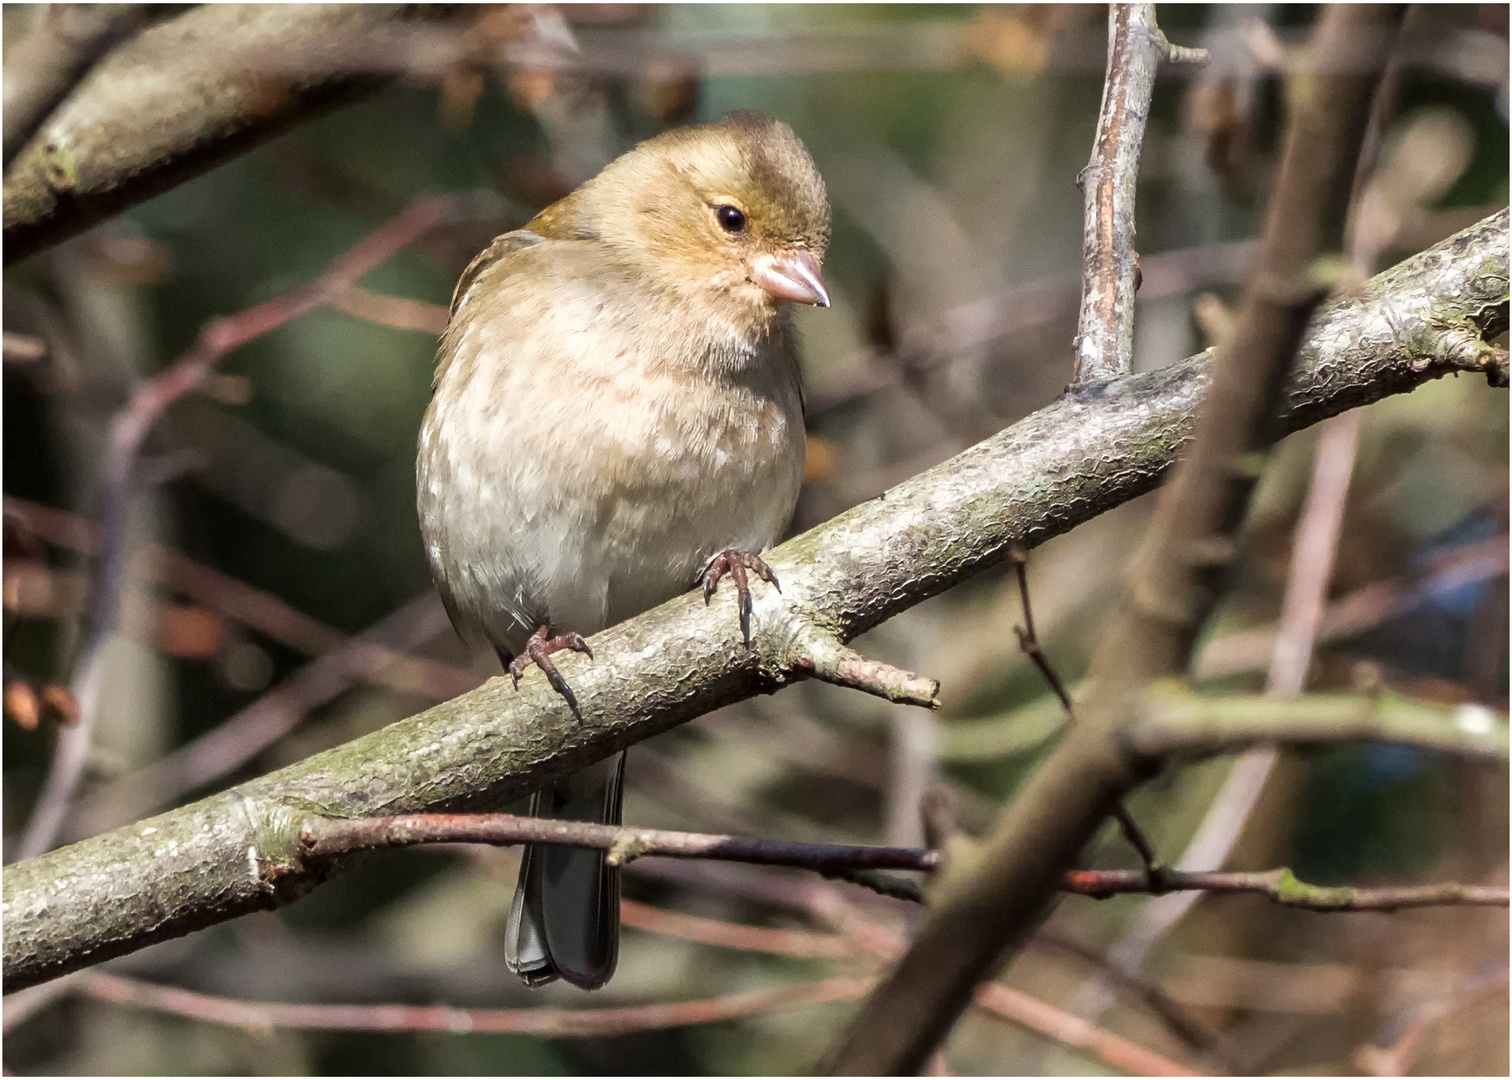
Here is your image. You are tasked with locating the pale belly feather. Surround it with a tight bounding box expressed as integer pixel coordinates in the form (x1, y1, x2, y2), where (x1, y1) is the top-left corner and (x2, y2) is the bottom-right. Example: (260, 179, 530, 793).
(418, 297, 804, 659)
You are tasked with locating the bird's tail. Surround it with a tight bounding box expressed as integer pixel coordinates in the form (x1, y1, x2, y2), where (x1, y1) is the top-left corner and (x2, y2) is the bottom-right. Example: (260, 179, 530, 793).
(505, 752, 625, 990)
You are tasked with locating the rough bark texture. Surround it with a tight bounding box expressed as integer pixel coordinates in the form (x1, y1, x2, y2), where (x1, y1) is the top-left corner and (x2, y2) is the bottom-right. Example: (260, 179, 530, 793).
(2, 5, 456, 264)
(3, 209, 1505, 993)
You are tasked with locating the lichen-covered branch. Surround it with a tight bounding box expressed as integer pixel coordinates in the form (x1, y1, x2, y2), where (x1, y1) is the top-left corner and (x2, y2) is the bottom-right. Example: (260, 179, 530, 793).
(2, 5, 463, 264)
(2, 207, 1504, 994)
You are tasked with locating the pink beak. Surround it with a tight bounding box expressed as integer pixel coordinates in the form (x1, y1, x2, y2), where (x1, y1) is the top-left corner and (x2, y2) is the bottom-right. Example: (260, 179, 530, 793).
(751, 250, 830, 307)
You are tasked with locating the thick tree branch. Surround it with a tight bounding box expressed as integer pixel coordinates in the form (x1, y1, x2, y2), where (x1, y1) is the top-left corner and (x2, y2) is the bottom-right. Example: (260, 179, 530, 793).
(1072, 4, 1206, 385)
(2, 5, 464, 264)
(1, 4, 153, 166)
(2, 205, 1503, 993)
(826, 7, 1410, 1072)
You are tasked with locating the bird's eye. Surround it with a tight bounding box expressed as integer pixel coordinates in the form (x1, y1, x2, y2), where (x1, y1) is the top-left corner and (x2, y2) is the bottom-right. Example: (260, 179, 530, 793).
(715, 205, 747, 234)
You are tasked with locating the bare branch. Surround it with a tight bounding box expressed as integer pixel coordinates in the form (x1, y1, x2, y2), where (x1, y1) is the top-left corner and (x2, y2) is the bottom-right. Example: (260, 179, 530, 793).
(619, 898, 858, 959)
(827, 7, 1409, 1072)
(13, 196, 476, 863)
(79, 971, 876, 1037)
(301, 813, 942, 877)
(1127, 689, 1509, 762)
(1072, 5, 1199, 385)
(1, 4, 153, 166)
(2, 6, 467, 264)
(66, 595, 468, 843)
(1062, 868, 1510, 912)
(2, 207, 1503, 994)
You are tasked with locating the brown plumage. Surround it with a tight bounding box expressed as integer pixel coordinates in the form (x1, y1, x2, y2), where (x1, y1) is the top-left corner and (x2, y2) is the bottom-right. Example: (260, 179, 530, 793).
(416, 112, 830, 989)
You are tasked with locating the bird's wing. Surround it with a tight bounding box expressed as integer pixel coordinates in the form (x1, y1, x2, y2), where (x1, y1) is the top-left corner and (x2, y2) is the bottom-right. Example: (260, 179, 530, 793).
(449, 229, 546, 316)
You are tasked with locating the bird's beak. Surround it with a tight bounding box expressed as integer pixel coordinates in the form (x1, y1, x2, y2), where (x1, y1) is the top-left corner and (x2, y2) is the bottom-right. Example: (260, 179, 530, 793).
(751, 250, 830, 308)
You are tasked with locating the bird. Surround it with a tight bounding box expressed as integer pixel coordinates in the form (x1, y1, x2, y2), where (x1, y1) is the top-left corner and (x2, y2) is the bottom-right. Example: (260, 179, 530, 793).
(416, 111, 831, 990)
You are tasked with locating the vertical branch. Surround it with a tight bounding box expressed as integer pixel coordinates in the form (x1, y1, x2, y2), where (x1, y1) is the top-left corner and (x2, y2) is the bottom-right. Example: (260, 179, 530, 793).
(824, 6, 1404, 1074)
(1071, 4, 1204, 386)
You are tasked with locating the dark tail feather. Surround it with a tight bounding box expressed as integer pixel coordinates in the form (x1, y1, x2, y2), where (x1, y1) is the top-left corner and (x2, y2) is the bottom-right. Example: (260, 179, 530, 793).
(505, 752, 625, 990)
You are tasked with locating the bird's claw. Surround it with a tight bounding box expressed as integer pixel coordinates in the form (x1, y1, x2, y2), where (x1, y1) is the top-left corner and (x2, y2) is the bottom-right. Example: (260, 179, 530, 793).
(508, 626, 593, 717)
(702, 550, 780, 648)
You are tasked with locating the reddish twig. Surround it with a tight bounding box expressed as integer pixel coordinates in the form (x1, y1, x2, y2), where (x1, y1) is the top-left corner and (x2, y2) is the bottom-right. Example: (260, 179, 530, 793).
(842, 898, 1199, 1077)
(619, 898, 857, 959)
(80, 971, 875, 1037)
(971, 981, 1198, 1077)
(67, 595, 469, 841)
(15, 197, 465, 862)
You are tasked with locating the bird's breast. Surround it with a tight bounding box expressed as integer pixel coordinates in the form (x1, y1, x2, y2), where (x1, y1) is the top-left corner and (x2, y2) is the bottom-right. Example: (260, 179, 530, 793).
(419, 296, 804, 654)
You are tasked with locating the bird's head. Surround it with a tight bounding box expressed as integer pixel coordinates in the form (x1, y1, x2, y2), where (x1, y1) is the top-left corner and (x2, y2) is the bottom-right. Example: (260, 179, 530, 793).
(535, 112, 831, 325)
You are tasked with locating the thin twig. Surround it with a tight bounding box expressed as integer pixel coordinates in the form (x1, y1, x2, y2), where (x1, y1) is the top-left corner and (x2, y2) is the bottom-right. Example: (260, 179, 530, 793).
(1034, 931, 1238, 1067)
(79, 970, 875, 1037)
(302, 813, 942, 877)
(14, 197, 467, 863)
(67, 594, 467, 842)
(619, 898, 858, 959)
(1008, 548, 1072, 711)
(301, 812, 1508, 914)
(1009, 548, 1163, 882)
(332, 287, 449, 335)
(1061, 868, 1509, 912)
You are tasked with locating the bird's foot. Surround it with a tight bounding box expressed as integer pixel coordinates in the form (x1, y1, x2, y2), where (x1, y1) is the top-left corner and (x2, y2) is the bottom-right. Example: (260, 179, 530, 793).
(509, 625, 593, 717)
(702, 550, 780, 648)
